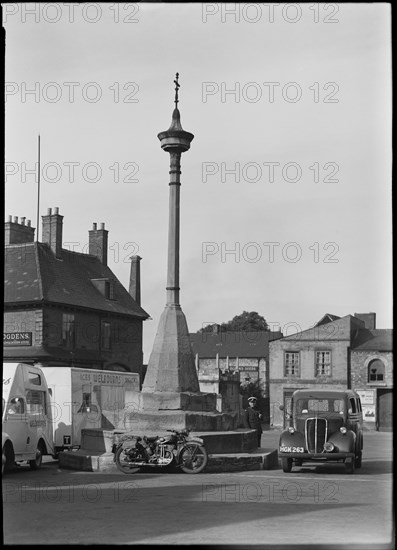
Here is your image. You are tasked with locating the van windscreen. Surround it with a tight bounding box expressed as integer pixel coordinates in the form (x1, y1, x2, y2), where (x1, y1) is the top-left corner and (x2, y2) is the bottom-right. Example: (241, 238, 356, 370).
(28, 372, 41, 385)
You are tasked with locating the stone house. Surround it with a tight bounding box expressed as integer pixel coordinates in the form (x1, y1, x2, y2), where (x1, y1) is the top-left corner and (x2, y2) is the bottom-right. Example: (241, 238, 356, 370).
(4, 209, 149, 379)
(269, 312, 392, 430)
(351, 323, 393, 431)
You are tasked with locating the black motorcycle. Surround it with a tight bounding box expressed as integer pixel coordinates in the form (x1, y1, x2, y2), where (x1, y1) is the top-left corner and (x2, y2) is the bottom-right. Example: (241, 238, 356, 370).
(113, 429, 208, 474)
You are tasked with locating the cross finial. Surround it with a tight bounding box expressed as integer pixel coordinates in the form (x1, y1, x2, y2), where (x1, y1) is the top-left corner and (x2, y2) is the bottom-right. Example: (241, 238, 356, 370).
(174, 72, 180, 107)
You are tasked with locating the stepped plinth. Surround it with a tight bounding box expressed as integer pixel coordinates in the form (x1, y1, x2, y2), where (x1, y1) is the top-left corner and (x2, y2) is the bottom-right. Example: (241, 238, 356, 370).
(135, 305, 236, 431)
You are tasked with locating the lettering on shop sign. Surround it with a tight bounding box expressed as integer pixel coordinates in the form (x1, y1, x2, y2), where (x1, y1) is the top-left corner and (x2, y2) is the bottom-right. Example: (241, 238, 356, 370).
(78, 372, 139, 389)
(3, 332, 32, 346)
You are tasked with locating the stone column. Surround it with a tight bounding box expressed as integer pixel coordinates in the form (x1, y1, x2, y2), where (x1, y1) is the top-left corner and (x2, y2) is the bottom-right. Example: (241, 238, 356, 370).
(166, 152, 181, 306)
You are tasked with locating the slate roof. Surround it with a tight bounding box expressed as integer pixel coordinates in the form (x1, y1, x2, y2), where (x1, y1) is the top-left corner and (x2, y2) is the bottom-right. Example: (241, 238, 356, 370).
(316, 313, 341, 326)
(351, 329, 393, 351)
(4, 242, 149, 319)
(189, 331, 283, 358)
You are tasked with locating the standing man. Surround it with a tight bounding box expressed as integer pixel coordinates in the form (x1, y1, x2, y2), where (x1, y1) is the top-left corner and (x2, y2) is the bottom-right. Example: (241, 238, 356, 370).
(244, 396, 263, 447)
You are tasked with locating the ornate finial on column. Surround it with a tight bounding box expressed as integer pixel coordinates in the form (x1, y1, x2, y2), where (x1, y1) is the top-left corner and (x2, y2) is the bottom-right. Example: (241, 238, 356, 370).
(158, 72, 194, 152)
(174, 72, 180, 108)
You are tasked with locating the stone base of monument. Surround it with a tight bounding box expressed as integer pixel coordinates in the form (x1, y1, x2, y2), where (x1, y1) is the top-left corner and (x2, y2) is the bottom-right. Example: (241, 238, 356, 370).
(125, 409, 238, 432)
(58, 428, 279, 473)
(140, 391, 218, 412)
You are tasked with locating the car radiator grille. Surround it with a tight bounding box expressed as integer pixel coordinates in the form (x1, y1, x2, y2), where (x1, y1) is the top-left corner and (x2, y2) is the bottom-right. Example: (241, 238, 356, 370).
(305, 418, 327, 453)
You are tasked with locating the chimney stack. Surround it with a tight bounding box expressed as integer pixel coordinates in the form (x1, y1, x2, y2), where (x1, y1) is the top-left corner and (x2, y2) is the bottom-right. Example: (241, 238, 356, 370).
(354, 312, 376, 330)
(5, 215, 35, 244)
(42, 207, 63, 258)
(89, 222, 108, 266)
(129, 256, 142, 305)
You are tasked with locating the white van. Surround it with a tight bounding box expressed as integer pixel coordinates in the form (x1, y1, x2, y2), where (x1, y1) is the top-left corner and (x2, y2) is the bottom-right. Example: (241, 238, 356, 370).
(2, 363, 54, 473)
(42, 367, 140, 455)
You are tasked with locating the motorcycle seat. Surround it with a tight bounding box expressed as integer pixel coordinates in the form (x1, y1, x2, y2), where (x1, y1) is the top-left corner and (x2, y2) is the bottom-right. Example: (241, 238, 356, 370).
(145, 436, 158, 443)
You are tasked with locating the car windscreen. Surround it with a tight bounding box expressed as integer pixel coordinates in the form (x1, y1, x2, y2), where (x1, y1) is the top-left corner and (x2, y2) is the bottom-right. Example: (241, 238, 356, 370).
(295, 398, 345, 415)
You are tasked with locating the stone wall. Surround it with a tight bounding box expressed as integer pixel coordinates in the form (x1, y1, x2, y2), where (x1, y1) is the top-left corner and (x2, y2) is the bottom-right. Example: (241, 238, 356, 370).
(351, 351, 393, 388)
(351, 350, 393, 430)
(269, 337, 350, 427)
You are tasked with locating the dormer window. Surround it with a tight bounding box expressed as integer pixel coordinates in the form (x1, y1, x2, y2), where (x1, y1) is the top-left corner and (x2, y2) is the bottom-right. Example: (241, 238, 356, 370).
(104, 281, 113, 299)
(91, 278, 114, 300)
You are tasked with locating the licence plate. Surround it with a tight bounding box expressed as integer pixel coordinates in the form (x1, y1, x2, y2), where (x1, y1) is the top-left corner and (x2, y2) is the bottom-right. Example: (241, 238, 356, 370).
(279, 446, 304, 453)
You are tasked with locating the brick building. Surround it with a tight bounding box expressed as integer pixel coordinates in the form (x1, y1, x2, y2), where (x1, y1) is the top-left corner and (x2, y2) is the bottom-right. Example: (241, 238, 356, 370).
(4, 209, 149, 379)
(269, 312, 393, 430)
(190, 328, 283, 423)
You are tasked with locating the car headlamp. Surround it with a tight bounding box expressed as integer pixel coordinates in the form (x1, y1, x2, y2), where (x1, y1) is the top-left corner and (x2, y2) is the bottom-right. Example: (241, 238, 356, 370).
(288, 427, 295, 434)
(340, 427, 347, 434)
(323, 442, 334, 452)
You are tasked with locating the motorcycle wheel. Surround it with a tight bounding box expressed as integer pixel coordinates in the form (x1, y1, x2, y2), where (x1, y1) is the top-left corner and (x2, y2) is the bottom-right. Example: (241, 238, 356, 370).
(115, 446, 141, 474)
(179, 444, 208, 474)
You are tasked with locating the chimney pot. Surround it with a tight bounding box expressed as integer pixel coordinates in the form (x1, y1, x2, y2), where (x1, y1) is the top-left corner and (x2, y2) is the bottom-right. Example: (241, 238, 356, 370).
(8, 215, 12, 222)
(47, 208, 52, 215)
(100, 223, 105, 230)
(54, 207, 59, 215)
(14, 216, 18, 223)
(27, 220, 31, 227)
(21, 217, 26, 225)
(93, 223, 97, 230)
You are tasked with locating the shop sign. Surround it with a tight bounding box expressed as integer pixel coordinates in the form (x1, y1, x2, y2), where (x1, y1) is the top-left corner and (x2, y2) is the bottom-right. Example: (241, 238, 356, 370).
(356, 389, 374, 405)
(239, 366, 259, 372)
(3, 332, 32, 346)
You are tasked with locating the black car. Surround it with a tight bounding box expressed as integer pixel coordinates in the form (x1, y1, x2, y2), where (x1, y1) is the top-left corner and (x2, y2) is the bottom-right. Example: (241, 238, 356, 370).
(278, 389, 363, 474)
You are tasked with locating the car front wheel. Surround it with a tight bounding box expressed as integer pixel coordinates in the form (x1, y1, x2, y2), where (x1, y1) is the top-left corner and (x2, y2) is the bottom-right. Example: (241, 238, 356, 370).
(345, 458, 355, 474)
(281, 457, 292, 472)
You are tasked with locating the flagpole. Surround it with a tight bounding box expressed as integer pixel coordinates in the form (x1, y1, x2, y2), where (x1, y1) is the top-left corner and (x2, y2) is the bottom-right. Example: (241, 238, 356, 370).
(36, 134, 40, 242)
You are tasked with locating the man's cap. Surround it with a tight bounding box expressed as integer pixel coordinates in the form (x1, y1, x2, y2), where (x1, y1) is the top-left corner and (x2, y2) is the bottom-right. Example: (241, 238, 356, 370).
(248, 396, 257, 403)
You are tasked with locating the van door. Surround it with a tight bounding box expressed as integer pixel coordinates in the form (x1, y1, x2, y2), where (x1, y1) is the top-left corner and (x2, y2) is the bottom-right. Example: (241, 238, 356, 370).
(25, 389, 48, 454)
(4, 397, 29, 455)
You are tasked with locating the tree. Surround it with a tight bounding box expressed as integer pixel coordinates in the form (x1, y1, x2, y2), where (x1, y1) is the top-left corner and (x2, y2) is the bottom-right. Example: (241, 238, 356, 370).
(198, 311, 269, 333)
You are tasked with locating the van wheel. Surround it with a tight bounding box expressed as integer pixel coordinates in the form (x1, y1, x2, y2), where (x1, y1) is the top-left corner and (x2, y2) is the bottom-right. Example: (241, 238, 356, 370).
(2, 443, 14, 475)
(281, 457, 292, 472)
(355, 453, 362, 468)
(29, 443, 44, 470)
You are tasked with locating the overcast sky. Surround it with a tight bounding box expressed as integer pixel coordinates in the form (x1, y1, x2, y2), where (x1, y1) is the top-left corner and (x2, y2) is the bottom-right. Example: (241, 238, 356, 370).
(4, 3, 392, 361)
